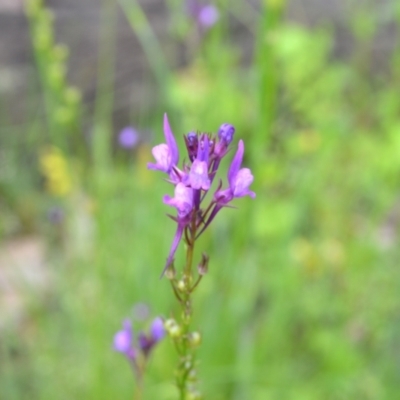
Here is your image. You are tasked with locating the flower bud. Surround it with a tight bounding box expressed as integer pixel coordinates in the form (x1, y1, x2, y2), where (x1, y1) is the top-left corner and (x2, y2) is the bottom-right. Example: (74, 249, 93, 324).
(177, 279, 186, 292)
(218, 123, 235, 145)
(184, 131, 198, 162)
(164, 318, 182, 338)
(164, 264, 176, 280)
(197, 253, 209, 276)
(188, 331, 202, 347)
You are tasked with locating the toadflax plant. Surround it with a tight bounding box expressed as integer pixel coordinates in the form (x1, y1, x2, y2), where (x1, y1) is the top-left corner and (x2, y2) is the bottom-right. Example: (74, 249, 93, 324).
(147, 113, 255, 399)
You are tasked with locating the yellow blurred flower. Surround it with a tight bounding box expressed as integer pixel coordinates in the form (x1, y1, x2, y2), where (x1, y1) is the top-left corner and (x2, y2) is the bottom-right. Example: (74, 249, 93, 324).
(39, 146, 72, 197)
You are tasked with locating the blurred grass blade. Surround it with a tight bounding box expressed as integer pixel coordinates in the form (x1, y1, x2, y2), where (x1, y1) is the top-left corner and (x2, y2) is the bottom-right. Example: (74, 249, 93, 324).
(117, 0, 172, 101)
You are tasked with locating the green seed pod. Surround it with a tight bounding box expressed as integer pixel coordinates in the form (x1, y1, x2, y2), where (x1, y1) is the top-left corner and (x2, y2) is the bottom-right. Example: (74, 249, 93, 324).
(176, 279, 186, 292)
(188, 331, 202, 347)
(164, 319, 182, 338)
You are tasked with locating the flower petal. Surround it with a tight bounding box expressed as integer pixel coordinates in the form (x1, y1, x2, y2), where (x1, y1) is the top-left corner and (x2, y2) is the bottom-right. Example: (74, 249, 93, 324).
(232, 168, 255, 198)
(227, 140, 244, 188)
(163, 183, 193, 218)
(164, 113, 179, 167)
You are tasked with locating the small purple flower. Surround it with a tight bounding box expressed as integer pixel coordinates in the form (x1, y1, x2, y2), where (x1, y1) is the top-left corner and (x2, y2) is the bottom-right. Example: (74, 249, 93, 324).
(138, 317, 166, 356)
(163, 183, 194, 219)
(113, 317, 164, 361)
(147, 114, 179, 177)
(215, 140, 255, 203)
(185, 135, 211, 191)
(162, 183, 194, 276)
(113, 319, 136, 360)
(150, 317, 165, 341)
(118, 127, 139, 149)
(198, 4, 219, 28)
(196, 140, 255, 237)
(187, 1, 219, 30)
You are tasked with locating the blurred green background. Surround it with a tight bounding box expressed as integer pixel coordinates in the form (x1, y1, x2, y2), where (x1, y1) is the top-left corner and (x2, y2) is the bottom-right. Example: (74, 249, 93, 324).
(1, 0, 400, 399)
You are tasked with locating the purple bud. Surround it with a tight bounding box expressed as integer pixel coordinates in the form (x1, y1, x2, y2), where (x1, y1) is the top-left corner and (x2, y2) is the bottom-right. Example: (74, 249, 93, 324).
(214, 124, 235, 159)
(118, 127, 139, 149)
(113, 319, 135, 359)
(187, 132, 198, 145)
(218, 123, 235, 145)
(185, 131, 199, 162)
(150, 317, 165, 341)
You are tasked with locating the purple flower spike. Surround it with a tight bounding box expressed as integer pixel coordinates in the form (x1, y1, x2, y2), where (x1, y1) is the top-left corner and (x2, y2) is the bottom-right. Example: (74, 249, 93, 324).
(147, 113, 179, 175)
(113, 319, 136, 360)
(118, 127, 139, 149)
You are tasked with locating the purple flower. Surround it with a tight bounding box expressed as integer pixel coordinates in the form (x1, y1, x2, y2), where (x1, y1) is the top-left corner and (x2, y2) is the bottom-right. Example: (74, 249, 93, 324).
(187, 1, 219, 30)
(215, 140, 255, 203)
(163, 183, 194, 219)
(150, 317, 165, 341)
(196, 140, 255, 237)
(118, 127, 139, 149)
(138, 317, 166, 356)
(185, 135, 211, 191)
(113, 317, 165, 360)
(147, 114, 179, 177)
(113, 319, 136, 360)
(148, 113, 255, 275)
(162, 183, 194, 276)
(198, 4, 219, 28)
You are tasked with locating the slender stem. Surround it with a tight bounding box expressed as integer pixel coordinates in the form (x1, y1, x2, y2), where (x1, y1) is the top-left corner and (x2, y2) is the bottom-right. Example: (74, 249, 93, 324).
(174, 212, 200, 399)
(189, 275, 203, 294)
(170, 280, 183, 303)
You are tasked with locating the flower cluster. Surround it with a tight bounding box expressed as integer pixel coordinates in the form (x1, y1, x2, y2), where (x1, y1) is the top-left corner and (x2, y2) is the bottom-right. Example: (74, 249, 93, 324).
(114, 317, 165, 365)
(148, 114, 255, 276)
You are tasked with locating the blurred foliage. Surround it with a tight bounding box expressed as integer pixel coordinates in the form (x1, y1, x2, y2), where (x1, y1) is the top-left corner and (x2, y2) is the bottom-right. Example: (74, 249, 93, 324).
(1, 0, 400, 399)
